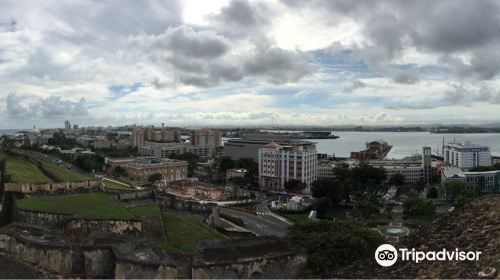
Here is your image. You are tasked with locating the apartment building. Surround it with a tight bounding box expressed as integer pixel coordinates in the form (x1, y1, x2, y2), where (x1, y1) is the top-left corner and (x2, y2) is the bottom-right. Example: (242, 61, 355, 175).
(132, 127, 180, 147)
(138, 141, 212, 157)
(190, 129, 221, 149)
(259, 141, 317, 194)
(443, 142, 491, 170)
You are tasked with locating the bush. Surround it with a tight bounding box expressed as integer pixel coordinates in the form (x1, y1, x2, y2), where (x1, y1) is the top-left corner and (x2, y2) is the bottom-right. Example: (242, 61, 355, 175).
(426, 187, 438, 199)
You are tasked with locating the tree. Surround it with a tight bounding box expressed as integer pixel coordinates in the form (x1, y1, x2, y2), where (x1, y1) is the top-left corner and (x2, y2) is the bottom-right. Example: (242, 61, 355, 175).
(426, 186, 438, 199)
(474, 176, 485, 196)
(169, 152, 201, 177)
(445, 181, 466, 203)
(311, 179, 341, 207)
(286, 220, 384, 277)
(388, 173, 405, 186)
(218, 156, 236, 172)
(414, 178, 425, 193)
(403, 190, 435, 218)
(75, 154, 104, 172)
(315, 197, 330, 218)
(333, 163, 350, 183)
(113, 166, 128, 177)
(148, 173, 163, 186)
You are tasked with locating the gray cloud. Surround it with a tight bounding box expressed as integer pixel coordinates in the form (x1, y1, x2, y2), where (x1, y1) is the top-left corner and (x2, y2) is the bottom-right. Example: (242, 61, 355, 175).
(342, 80, 365, 93)
(210, 0, 274, 35)
(243, 47, 310, 84)
(134, 26, 310, 87)
(217, 0, 264, 27)
(386, 83, 500, 110)
(6, 93, 88, 120)
(286, 0, 500, 81)
(138, 25, 230, 59)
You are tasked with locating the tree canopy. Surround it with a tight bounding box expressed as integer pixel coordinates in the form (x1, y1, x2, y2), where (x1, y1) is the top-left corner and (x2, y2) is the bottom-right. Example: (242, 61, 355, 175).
(286, 220, 384, 277)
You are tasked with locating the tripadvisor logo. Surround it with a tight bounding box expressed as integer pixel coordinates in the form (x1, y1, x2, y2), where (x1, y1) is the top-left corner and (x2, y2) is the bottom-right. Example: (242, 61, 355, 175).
(374, 244, 482, 267)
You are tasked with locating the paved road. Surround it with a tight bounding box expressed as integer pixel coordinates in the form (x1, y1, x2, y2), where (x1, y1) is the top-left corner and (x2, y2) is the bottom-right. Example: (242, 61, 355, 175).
(219, 206, 290, 237)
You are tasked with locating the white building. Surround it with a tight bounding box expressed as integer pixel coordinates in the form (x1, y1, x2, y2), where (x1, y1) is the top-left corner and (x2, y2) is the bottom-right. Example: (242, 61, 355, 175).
(369, 147, 433, 184)
(259, 142, 317, 194)
(317, 163, 336, 179)
(443, 142, 491, 170)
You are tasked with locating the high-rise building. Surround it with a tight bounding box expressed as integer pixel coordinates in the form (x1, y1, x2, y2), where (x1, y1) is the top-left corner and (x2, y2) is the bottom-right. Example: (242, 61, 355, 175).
(132, 128, 146, 147)
(443, 142, 491, 170)
(259, 141, 317, 194)
(190, 129, 221, 149)
(64, 120, 71, 134)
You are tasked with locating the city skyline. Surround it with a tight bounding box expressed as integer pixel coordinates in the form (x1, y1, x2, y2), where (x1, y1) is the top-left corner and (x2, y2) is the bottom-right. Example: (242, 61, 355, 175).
(2, 0, 500, 129)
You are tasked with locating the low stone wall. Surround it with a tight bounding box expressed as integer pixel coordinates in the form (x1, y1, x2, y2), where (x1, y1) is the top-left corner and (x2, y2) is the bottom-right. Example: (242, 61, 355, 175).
(117, 189, 153, 201)
(112, 242, 177, 279)
(4, 180, 102, 195)
(0, 223, 78, 275)
(65, 219, 142, 237)
(0, 222, 171, 278)
(12, 197, 142, 236)
(14, 208, 72, 227)
(192, 237, 307, 279)
(157, 193, 216, 214)
(82, 246, 115, 278)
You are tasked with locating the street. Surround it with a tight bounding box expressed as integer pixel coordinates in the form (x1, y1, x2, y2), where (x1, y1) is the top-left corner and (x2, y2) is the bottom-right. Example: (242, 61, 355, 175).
(219, 206, 290, 237)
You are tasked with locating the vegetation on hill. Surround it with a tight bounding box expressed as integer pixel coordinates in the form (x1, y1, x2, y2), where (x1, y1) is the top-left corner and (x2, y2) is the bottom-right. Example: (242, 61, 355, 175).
(47, 132, 79, 150)
(16, 192, 134, 219)
(40, 161, 93, 182)
(102, 178, 135, 191)
(5, 157, 53, 184)
(128, 203, 161, 218)
(286, 220, 384, 277)
(161, 210, 224, 253)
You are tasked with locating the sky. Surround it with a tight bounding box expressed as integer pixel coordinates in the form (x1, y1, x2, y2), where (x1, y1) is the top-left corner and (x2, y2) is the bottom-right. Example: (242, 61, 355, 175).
(2, 0, 500, 129)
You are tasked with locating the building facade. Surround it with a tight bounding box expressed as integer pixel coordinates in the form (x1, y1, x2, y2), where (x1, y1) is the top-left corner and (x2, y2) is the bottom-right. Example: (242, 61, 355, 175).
(224, 134, 301, 161)
(441, 166, 500, 194)
(107, 157, 188, 186)
(443, 142, 491, 170)
(259, 142, 317, 194)
(138, 141, 212, 157)
(132, 127, 180, 147)
(190, 129, 222, 149)
(368, 147, 433, 184)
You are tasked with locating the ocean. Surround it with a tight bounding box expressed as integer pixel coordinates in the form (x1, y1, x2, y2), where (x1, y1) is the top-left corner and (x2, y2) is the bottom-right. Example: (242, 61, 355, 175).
(313, 131, 500, 158)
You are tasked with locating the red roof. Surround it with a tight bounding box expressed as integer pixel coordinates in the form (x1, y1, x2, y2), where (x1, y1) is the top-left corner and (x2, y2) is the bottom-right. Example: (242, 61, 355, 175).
(263, 142, 281, 149)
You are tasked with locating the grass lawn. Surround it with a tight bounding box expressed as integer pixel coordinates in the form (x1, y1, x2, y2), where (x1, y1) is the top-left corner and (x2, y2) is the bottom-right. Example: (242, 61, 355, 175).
(0, 151, 9, 160)
(5, 157, 53, 184)
(282, 211, 310, 224)
(279, 207, 351, 224)
(128, 203, 161, 218)
(41, 161, 93, 182)
(102, 179, 135, 191)
(16, 192, 134, 219)
(161, 210, 224, 254)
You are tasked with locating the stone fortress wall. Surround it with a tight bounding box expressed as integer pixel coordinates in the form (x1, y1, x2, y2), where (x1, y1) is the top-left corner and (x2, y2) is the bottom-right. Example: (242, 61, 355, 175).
(157, 192, 216, 214)
(0, 180, 307, 278)
(4, 180, 102, 194)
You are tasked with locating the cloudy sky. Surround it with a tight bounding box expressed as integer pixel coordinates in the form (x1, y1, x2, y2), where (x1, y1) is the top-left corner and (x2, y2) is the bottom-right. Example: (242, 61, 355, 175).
(2, 0, 500, 129)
